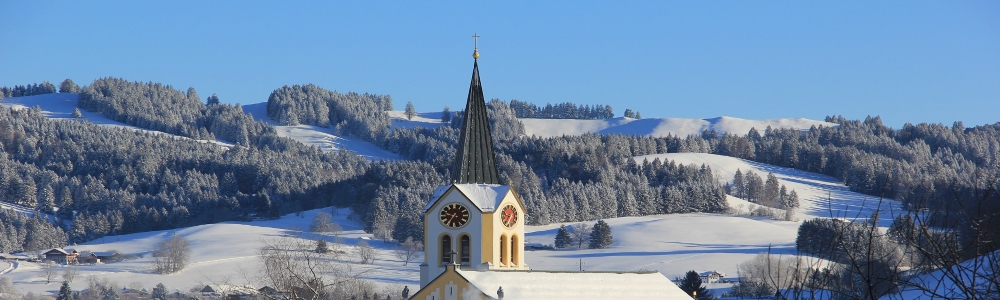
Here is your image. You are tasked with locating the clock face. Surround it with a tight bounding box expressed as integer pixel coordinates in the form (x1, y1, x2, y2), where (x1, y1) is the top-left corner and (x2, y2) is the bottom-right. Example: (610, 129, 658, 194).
(440, 203, 470, 228)
(500, 204, 518, 227)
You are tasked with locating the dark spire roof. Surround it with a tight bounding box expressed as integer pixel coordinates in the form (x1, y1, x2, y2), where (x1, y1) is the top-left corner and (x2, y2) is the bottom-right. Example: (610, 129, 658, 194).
(451, 60, 501, 185)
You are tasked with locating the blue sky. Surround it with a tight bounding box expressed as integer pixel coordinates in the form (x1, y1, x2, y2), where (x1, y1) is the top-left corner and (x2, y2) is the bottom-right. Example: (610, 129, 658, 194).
(2, 1, 998, 128)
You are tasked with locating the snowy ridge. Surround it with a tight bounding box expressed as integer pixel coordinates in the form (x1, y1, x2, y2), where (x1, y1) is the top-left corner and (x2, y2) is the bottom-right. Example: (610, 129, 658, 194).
(2, 94, 835, 162)
(633, 153, 901, 225)
(0, 93, 233, 149)
(241, 103, 401, 160)
(522, 116, 837, 138)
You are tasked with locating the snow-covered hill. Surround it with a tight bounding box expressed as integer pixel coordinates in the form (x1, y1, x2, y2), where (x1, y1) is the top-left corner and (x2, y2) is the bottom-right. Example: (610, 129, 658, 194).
(4, 153, 902, 298)
(3, 95, 912, 297)
(0, 93, 233, 149)
(522, 116, 836, 138)
(3, 208, 414, 296)
(633, 153, 900, 226)
(2, 94, 835, 161)
(240, 103, 401, 160)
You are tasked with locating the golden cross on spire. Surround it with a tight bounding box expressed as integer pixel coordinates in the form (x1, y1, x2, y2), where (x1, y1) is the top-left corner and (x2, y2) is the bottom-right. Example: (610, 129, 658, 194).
(472, 33, 480, 59)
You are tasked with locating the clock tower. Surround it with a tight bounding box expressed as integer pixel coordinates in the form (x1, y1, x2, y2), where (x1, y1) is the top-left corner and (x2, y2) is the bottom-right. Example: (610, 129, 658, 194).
(419, 40, 529, 288)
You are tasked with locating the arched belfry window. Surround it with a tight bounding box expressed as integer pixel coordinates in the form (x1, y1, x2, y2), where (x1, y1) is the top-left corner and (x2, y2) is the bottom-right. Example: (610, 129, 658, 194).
(499, 234, 508, 267)
(460, 235, 471, 266)
(511, 234, 519, 266)
(440, 235, 452, 266)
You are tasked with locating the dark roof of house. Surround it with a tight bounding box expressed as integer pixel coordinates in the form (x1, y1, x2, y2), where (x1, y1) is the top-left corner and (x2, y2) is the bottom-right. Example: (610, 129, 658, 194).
(451, 59, 501, 185)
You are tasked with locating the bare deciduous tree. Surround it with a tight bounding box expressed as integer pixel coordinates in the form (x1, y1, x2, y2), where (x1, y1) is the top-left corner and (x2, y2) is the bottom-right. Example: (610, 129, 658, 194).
(569, 223, 591, 248)
(62, 264, 78, 283)
(356, 240, 376, 265)
(152, 235, 191, 274)
(310, 212, 342, 235)
(256, 236, 357, 300)
(42, 261, 59, 284)
(0, 277, 16, 296)
(394, 237, 423, 266)
(373, 222, 392, 243)
(891, 186, 1000, 299)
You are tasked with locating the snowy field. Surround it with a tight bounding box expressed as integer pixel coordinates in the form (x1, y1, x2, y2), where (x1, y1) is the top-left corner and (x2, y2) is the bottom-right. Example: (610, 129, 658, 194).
(4, 153, 901, 297)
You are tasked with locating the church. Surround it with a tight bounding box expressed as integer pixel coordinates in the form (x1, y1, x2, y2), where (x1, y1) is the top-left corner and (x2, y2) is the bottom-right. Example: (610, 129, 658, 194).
(409, 40, 691, 300)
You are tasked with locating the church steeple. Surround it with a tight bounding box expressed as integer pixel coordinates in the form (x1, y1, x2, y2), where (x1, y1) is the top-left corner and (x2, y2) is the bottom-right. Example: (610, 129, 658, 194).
(451, 35, 500, 185)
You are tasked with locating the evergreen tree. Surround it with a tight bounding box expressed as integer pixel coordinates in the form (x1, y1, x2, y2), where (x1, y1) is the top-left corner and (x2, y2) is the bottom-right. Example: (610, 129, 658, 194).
(59, 79, 80, 93)
(745, 171, 763, 203)
(405, 101, 416, 120)
(316, 239, 330, 254)
(392, 214, 422, 243)
(72, 108, 83, 119)
(38, 185, 56, 213)
(786, 190, 799, 209)
(57, 281, 73, 300)
(763, 173, 780, 207)
(623, 108, 635, 118)
(441, 106, 451, 123)
(677, 270, 713, 300)
(151, 283, 167, 300)
(731, 169, 745, 198)
(554, 225, 572, 248)
(206, 93, 220, 106)
(588, 220, 613, 249)
(186, 87, 200, 102)
(38, 81, 57, 94)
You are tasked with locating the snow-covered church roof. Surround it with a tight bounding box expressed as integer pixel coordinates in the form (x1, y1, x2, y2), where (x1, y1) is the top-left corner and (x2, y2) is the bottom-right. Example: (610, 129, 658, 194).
(454, 269, 692, 299)
(422, 183, 513, 213)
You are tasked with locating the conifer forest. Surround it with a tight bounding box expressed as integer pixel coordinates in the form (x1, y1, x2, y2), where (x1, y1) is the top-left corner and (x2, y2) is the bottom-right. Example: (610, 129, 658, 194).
(0, 78, 998, 266)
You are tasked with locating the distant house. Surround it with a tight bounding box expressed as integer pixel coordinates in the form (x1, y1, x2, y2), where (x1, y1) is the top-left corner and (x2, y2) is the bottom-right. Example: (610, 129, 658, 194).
(0, 253, 31, 261)
(93, 251, 122, 263)
(700, 270, 726, 283)
(77, 252, 99, 264)
(43, 248, 79, 264)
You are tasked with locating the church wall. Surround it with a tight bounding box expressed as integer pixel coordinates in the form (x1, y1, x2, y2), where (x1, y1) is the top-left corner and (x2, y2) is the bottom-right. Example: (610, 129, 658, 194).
(482, 191, 528, 270)
(411, 266, 490, 300)
(423, 187, 485, 280)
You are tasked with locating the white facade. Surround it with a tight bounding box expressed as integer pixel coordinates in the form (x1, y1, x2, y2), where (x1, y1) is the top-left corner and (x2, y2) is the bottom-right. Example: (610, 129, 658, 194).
(420, 183, 528, 288)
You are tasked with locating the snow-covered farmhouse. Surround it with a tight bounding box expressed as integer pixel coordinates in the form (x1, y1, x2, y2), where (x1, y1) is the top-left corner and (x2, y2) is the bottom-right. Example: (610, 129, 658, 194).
(410, 44, 690, 299)
(700, 270, 726, 283)
(42, 248, 78, 264)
